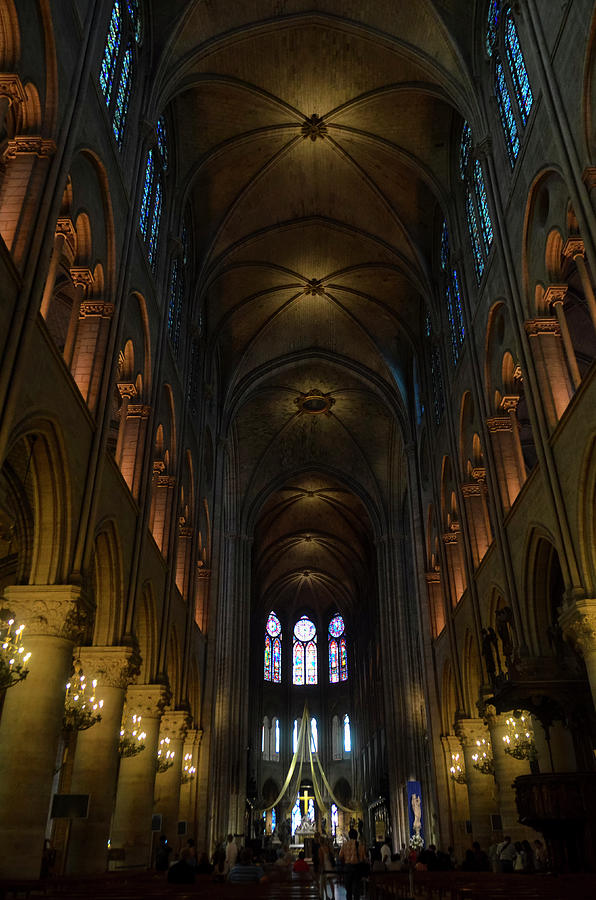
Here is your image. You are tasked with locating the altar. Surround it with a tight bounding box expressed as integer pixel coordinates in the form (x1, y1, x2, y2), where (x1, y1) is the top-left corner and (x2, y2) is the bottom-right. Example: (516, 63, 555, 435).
(292, 814, 315, 857)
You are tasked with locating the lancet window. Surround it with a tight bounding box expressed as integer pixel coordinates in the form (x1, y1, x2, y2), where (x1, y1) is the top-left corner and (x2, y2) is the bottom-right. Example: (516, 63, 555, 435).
(486, 2, 533, 167)
(459, 122, 494, 282)
(293, 616, 317, 685)
(440, 221, 465, 365)
(139, 116, 167, 272)
(264, 611, 282, 683)
(169, 221, 189, 356)
(328, 613, 348, 683)
(99, 1, 141, 149)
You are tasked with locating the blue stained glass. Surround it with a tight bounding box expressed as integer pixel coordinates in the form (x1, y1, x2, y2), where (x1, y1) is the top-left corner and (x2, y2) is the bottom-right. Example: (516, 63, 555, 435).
(440, 220, 449, 271)
(168, 258, 180, 348)
(431, 345, 444, 425)
(99, 2, 122, 104)
(329, 639, 339, 683)
(495, 56, 520, 165)
(188, 338, 200, 416)
(459, 121, 472, 180)
(306, 640, 317, 684)
(127, 0, 141, 43)
(425, 310, 432, 338)
(486, 0, 501, 56)
(112, 43, 132, 147)
(273, 637, 281, 683)
(156, 116, 168, 168)
(340, 637, 348, 681)
(466, 189, 485, 282)
(473, 159, 494, 253)
(331, 803, 338, 834)
(446, 284, 459, 364)
(264, 635, 271, 681)
(140, 151, 154, 240)
(271, 808, 276, 830)
(267, 611, 281, 637)
(292, 798, 301, 834)
(328, 614, 344, 638)
(505, 9, 533, 125)
(452, 268, 465, 347)
(148, 177, 162, 267)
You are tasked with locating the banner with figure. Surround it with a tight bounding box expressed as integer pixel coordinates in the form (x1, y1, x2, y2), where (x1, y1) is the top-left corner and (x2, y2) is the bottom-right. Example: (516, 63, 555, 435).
(406, 780, 424, 847)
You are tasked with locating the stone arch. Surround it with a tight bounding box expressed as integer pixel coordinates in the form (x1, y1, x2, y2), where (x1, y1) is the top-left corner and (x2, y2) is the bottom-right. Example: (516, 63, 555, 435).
(176, 450, 195, 599)
(579, 434, 596, 593)
(524, 529, 566, 658)
(441, 659, 457, 734)
(440, 456, 466, 605)
(167, 625, 182, 704)
(582, 5, 596, 161)
(187, 654, 201, 724)
(149, 384, 177, 555)
(0, 0, 20, 70)
(91, 521, 123, 646)
(2, 420, 71, 586)
(134, 583, 157, 683)
(462, 629, 482, 713)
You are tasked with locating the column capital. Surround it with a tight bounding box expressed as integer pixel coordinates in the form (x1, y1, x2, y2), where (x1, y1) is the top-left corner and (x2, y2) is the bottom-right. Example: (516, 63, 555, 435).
(524, 316, 560, 337)
(125, 683, 170, 718)
(2, 584, 89, 642)
(562, 236, 585, 260)
(559, 598, 596, 656)
(543, 284, 568, 308)
(160, 709, 192, 741)
(454, 717, 488, 748)
(486, 415, 513, 434)
(79, 300, 115, 319)
(75, 644, 141, 689)
(461, 481, 486, 498)
(0, 73, 26, 104)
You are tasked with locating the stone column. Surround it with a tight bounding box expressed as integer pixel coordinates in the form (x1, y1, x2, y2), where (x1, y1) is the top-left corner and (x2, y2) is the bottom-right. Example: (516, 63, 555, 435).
(194, 567, 211, 633)
(484, 705, 534, 841)
(560, 598, 596, 710)
(524, 317, 572, 427)
(110, 684, 169, 868)
(0, 585, 86, 879)
(179, 729, 202, 834)
(455, 719, 497, 849)
(546, 285, 582, 390)
(563, 238, 596, 333)
(153, 710, 189, 844)
(66, 646, 140, 875)
(441, 735, 470, 858)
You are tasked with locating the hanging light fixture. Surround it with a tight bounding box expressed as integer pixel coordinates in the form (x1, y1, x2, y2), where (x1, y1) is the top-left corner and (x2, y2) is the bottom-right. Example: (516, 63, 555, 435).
(63, 662, 104, 731)
(502, 710, 536, 760)
(181, 751, 196, 783)
(0, 615, 31, 690)
(156, 736, 175, 772)
(119, 709, 146, 757)
(472, 737, 494, 775)
(449, 751, 466, 784)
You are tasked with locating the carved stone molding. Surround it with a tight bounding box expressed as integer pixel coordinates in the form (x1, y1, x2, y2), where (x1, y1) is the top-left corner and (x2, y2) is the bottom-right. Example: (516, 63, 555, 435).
(196, 566, 211, 578)
(3, 136, 56, 160)
(69, 267, 94, 289)
(471, 466, 486, 484)
(55, 217, 77, 258)
(559, 599, 596, 656)
(117, 382, 137, 401)
(79, 301, 115, 319)
(153, 460, 165, 476)
(75, 644, 142, 689)
(442, 531, 459, 545)
(425, 570, 440, 584)
(486, 415, 513, 433)
(127, 403, 151, 418)
(582, 167, 596, 192)
(302, 277, 326, 296)
(455, 716, 489, 748)
(160, 709, 192, 741)
(524, 317, 560, 337)
(462, 481, 486, 498)
(157, 475, 176, 488)
(562, 236, 585, 260)
(301, 114, 327, 141)
(500, 395, 520, 414)
(2, 584, 89, 642)
(543, 284, 568, 308)
(0, 73, 26, 104)
(125, 683, 170, 718)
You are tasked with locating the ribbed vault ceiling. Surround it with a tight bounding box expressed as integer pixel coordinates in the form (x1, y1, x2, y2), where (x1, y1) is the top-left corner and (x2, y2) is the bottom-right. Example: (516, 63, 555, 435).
(151, 0, 475, 620)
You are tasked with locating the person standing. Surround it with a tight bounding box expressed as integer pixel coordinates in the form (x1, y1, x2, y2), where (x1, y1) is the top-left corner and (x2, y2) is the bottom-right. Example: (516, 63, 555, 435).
(224, 833, 238, 875)
(380, 840, 391, 866)
(339, 827, 366, 900)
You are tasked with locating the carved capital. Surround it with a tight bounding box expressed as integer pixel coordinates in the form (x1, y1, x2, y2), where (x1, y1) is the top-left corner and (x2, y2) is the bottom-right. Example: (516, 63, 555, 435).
(117, 382, 137, 401)
(157, 475, 176, 488)
(127, 403, 151, 418)
(500, 395, 520, 414)
(524, 317, 560, 337)
(79, 301, 115, 319)
(2, 584, 89, 642)
(471, 466, 486, 483)
(462, 481, 485, 498)
(455, 717, 488, 748)
(76, 644, 141, 689)
(178, 524, 193, 539)
(69, 267, 94, 289)
(442, 531, 459, 545)
(55, 217, 77, 260)
(543, 284, 568, 308)
(196, 566, 211, 579)
(3, 136, 56, 160)
(475, 136, 492, 159)
(153, 459, 166, 476)
(160, 709, 192, 741)
(562, 237, 585, 261)
(582, 167, 596, 193)
(125, 683, 170, 718)
(486, 415, 513, 434)
(559, 599, 596, 656)
(0, 73, 26, 104)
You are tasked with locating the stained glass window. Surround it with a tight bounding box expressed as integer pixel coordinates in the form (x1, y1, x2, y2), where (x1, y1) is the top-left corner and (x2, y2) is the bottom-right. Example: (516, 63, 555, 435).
(139, 150, 154, 240)
(293, 719, 299, 753)
(473, 159, 493, 253)
(505, 8, 533, 124)
(274, 718, 280, 755)
(329, 639, 339, 683)
(441, 221, 466, 364)
(148, 177, 162, 268)
(343, 714, 351, 752)
(328, 613, 347, 683)
(486, 0, 501, 56)
(293, 616, 317, 684)
(440, 220, 449, 271)
(265, 612, 282, 683)
(157, 116, 168, 169)
(112, 44, 132, 146)
(127, 0, 142, 43)
(310, 717, 318, 752)
(168, 258, 181, 350)
(99, 2, 122, 104)
(466, 188, 485, 282)
(340, 638, 348, 681)
(331, 803, 339, 835)
(292, 798, 301, 834)
(459, 121, 472, 180)
(425, 310, 432, 339)
(271, 808, 276, 830)
(495, 56, 520, 165)
(188, 338, 200, 417)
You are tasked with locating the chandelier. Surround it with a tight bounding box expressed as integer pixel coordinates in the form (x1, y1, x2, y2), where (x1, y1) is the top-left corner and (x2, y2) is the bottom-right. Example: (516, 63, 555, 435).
(181, 751, 196, 784)
(472, 737, 494, 775)
(449, 751, 466, 784)
(63, 663, 104, 731)
(502, 711, 536, 760)
(156, 736, 175, 773)
(119, 710, 146, 758)
(0, 615, 31, 690)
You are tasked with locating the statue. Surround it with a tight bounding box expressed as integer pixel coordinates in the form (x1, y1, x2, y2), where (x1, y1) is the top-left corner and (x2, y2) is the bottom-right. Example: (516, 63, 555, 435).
(496, 606, 515, 666)
(411, 794, 422, 834)
(481, 627, 500, 680)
